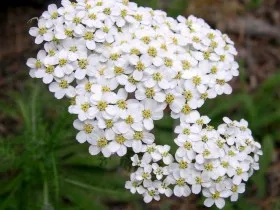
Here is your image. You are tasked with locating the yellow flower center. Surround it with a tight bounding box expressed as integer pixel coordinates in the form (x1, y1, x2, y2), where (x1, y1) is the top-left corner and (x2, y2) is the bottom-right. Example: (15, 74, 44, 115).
(97, 137, 108, 148)
(105, 119, 113, 128)
(142, 110, 151, 119)
(51, 12, 58, 19)
(192, 76, 201, 85)
(212, 192, 220, 200)
(152, 72, 162, 81)
(204, 163, 214, 171)
(134, 131, 144, 140)
(81, 103, 90, 112)
(89, 13, 97, 20)
(148, 47, 157, 57)
(39, 27, 47, 35)
(145, 88, 155, 98)
(85, 83, 92, 92)
(97, 101, 108, 111)
(84, 32, 94, 40)
(184, 142, 192, 150)
(110, 53, 120, 61)
(84, 124, 93, 134)
(125, 115, 134, 125)
(46, 66, 54, 74)
(179, 161, 188, 169)
(59, 80, 68, 89)
(103, 8, 111, 15)
(164, 58, 173, 67)
(182, 104, 191, 115)
(59, 59, 67, 67)
(78, 59, 88, 69)
(176, 178, 185, 186)
(116, 135, 126, 144)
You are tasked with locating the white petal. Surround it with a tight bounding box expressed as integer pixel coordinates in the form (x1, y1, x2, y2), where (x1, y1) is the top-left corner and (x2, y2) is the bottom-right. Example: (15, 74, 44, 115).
(89, 145, 101, 155)
(76, 131, 87, 143)
(204, 198, 214, 207)
(108, 141, 121, 153)
(215, 198, 225, 209)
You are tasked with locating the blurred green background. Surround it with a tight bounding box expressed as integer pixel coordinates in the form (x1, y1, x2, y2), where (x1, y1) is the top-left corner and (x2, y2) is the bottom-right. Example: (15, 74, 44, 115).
(0, 0, 279, 209)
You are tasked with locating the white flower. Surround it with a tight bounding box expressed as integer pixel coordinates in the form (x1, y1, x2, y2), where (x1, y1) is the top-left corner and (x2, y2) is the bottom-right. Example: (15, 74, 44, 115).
(65, 11, 86, 35)
(62, 39, 87, 61)
(75, 77, 95, 98)
(164, 89, 185, 113)
(143, 184, 160, 203)
(95, 20, 117, 43)
(118, 74, 139, 93)
(152, 163, 165, 180)
(82, 10, 105, 28)
(26, 50, 47, 78)
(157, 145, 174, 165)
(42, 4, 60, 27)
(129, 54, 152, 81)
(88, 130, 112, 157)
(143, 144, 162, 162)
(124, 130, 154, 153)
(116, 102, 143, 133)
(73, 55, 99, 80)
(73, 119, 97, 143)
(108, 131, 131, 156)
(140, 99, 164, 130)
(186, 171, 211, 194)
(49, 75, 75, 99)
(35, 64, 55, 84)
(29, 19, 53, 44)
(125, 173, 145, 194)
(135, 165, 152, 182)
(69, 95, 98, 121)
(227, 163, 249, 185)
(157, 178, 173, 197)
(228, 183, 245, 202)
(135, 84, 166, 103)
(171, 171, 191, 197)
(203, 188, 231, 209)
(53, 50, 74, 77)
(82, 28, 97, 50)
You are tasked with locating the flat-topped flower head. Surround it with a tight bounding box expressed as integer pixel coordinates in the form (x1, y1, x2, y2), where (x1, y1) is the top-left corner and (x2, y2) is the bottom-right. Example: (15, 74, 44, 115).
(28, 0, 262, 208)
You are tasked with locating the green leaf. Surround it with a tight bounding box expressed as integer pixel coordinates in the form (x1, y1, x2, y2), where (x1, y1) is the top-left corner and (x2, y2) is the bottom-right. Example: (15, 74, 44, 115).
(166, 0, 189, 17)
(133, 0, 160, 9)
(61, 182, 107, 210)
(62, 154, 120, 170)
(0, 174, 22, 196)
(259, 136, 274, 172)
(63, 178, 135, 201)
(252, 136, 274, 198)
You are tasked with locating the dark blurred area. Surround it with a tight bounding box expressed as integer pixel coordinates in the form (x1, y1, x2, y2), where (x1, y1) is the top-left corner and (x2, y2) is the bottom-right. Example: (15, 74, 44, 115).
(0, 0, 279, 210)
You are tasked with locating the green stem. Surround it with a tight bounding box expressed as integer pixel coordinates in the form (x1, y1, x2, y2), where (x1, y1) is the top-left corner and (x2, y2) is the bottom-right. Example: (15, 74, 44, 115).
(40, 164, 49, 206)
(43, 179, 49, 205)
(52, 153, 59, 201)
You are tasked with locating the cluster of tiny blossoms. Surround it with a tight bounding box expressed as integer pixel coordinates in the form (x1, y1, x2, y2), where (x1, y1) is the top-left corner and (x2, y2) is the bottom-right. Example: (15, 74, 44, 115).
(27, 0, 262, 208)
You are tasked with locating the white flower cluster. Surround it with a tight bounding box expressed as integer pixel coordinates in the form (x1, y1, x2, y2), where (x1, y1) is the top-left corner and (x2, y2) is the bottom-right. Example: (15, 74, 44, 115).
(125, 115, 262, 208)
(27, 0, 262, 208)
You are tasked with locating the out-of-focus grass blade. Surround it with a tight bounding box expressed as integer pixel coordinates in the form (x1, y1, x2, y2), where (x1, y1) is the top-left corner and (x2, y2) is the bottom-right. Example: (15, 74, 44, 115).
(0, 174, 22, 196)
(133, 0, 160, 9)
(61, 183, 108, 210)
(64, 178, 135, 201)
(166, 0, 188, 17)
(252, 136, 274, 198)
(62, 154, 120, 170)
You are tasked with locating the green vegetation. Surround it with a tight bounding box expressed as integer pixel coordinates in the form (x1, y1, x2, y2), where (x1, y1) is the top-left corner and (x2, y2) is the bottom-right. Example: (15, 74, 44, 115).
(0, 81, 136, 210)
